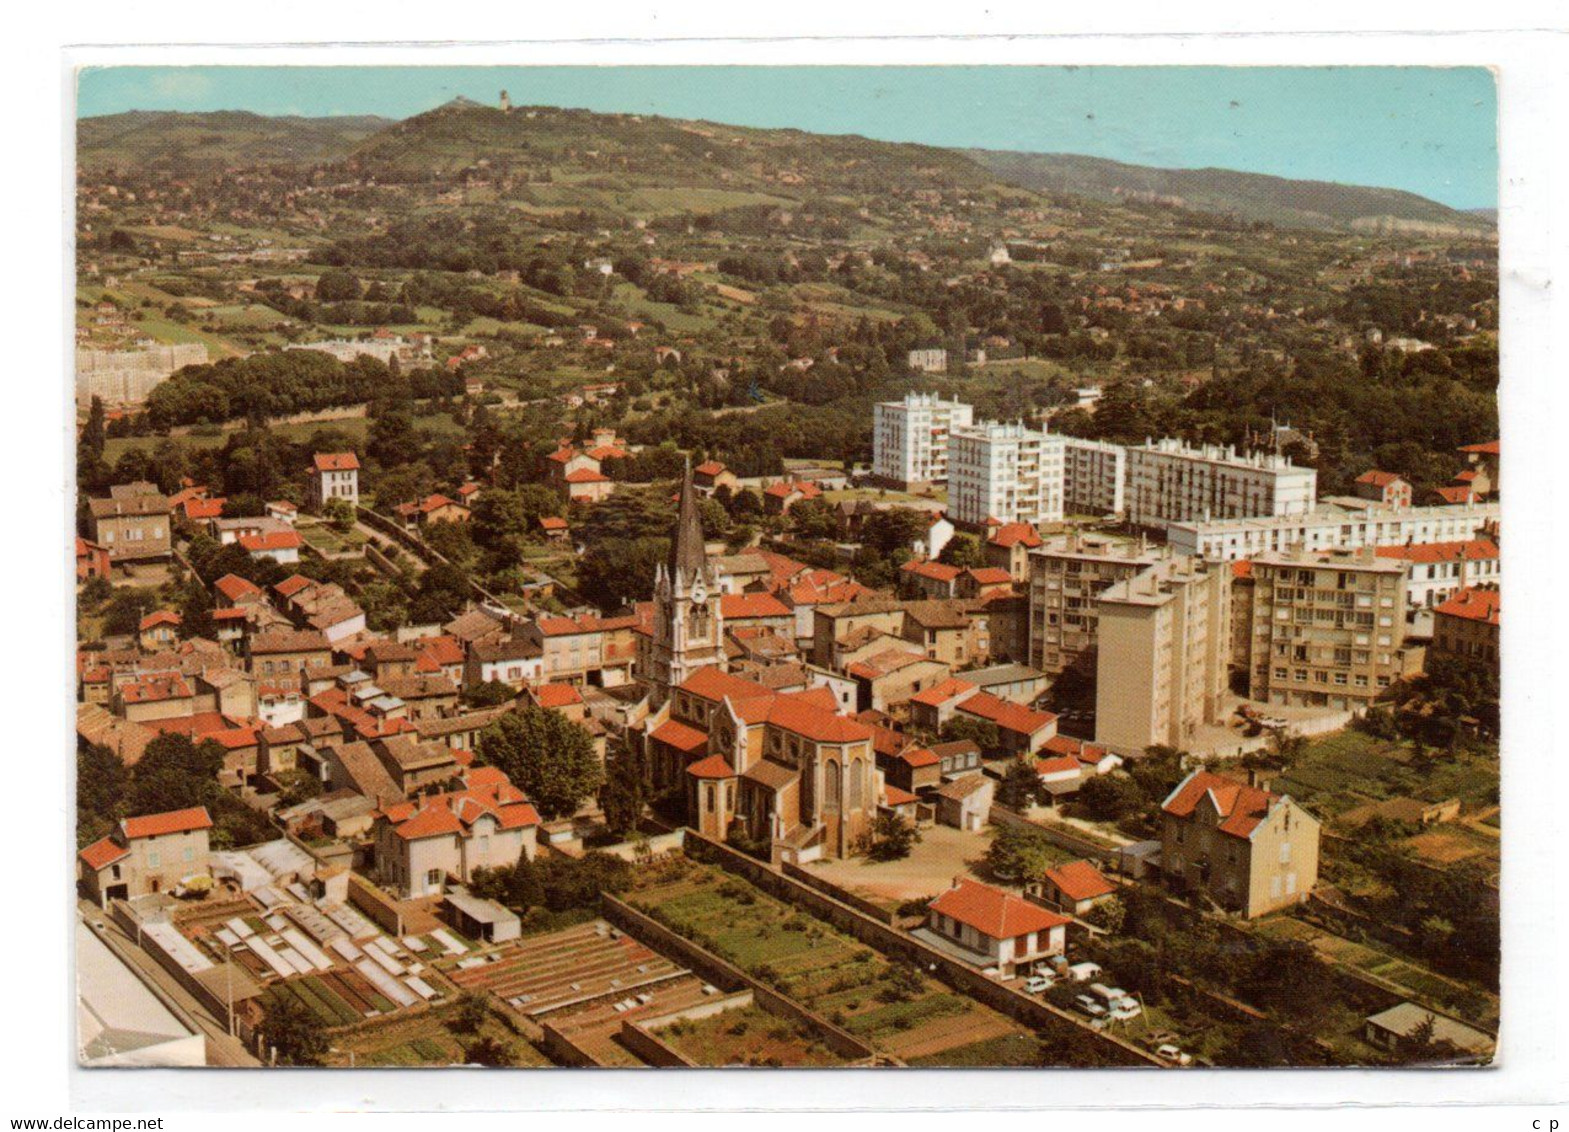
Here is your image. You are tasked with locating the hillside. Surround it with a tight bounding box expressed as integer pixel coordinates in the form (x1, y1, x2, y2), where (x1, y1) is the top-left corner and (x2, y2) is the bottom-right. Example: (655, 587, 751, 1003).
(967, 149, 1492, 235)
(341, 99, 1000, 199)
(77, 110, 392, 174)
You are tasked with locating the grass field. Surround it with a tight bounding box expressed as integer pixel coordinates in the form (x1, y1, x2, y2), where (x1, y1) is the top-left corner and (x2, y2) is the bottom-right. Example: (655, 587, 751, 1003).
(627, 860, 1035, 1064)
(325, 1000, 552, 1068)
(1272, 729, 1499, 823)
(656, 1002, 844, 1067)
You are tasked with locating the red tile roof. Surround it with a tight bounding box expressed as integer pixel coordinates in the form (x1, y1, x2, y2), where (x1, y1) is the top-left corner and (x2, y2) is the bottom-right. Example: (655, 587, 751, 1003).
(1162, 770, 1278, 839)
(1434, 586, 1501, 626)
(965, 566, 1013, 586)
(538, 515, 569, 531)
(119, 673, 194, 704)
(902, 560, 963, 583)
(988, 522, 1043, 549)
(1355, 470, 1406, 487)
(764, 694, 872, 744)
(183, 497, 226, 520)
(957, 691, 1057, 737)
(928, 878, 1070, 941)
(883, 785, 920, 806)
(900, 746, 940, 768)
(79, 836, 130, 871)
(649, 719, 710, 753)
(564, 468, 611, 484)
(1458, 440, 1500, 455)
(1432, 485, 1482, 505)
(139, 610, 181, 632)
(214, 574, 263, 605)
(273, 574, 317, 599)
(720, 592, 792, 620)
(1042, 860, 1116, 903)
(686, 754, 736, 779)
(694, 460, 726, 477)
(1375, 538, 1499, 565)
(909, 677, 977, 708)
(313, 452, 360, 472)
(532, 683, 584, 709)
(1231, 560, 1253, 580)
(1034, 755, 1082, 778)
(764, 480, 822, 500)
(121, 806, 213, 840)
(239, 530, 304, 552)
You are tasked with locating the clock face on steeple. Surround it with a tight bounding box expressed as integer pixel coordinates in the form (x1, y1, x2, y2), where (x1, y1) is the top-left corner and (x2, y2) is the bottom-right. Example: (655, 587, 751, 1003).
(691, 581, 706, 603)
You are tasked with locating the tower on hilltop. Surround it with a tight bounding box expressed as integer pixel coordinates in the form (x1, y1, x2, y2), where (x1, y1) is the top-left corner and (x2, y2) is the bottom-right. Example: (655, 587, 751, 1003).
(499, 90, 512, 113)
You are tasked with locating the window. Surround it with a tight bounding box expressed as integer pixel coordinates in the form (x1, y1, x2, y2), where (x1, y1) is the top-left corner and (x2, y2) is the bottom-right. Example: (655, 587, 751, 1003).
(147, 851, 160, 868)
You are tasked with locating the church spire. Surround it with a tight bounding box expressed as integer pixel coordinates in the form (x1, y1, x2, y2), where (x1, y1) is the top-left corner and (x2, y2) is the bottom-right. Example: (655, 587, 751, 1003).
(668, 457, 707, 580)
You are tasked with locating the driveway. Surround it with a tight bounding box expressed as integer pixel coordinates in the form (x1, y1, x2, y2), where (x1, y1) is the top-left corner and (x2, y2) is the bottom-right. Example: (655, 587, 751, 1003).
(800, 823, 997, 905)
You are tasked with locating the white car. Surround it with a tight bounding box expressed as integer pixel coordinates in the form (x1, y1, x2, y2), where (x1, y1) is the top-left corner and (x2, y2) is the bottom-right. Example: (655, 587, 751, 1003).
(1107, 999, 1142, 1021)
(1024, 973, 1056, 994)
(1156, 1043, 1193, 1066)
(1068, 962, 1103, 983)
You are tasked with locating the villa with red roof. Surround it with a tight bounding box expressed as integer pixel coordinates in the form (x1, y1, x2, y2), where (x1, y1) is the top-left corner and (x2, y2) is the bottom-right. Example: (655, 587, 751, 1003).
(371, 765, 541, 898)
(1354, 469, 1413, 508)
(986, 521, 1044, 581)
(923, 877, 1069, 975)
(306, 452, 359, 511)
(78, 806, 214, 907)
(1159, 770, 1320, 918)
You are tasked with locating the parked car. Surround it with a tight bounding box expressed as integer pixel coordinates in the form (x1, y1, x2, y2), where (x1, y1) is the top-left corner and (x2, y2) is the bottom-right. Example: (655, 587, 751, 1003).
(1088, 982, 1143, 1020)
(1068, 962, 1103, 983)
(1024, 972, 1056, 994)
(1073, 994, 1108, 1019)
(1156, 1043, 1193, 1066)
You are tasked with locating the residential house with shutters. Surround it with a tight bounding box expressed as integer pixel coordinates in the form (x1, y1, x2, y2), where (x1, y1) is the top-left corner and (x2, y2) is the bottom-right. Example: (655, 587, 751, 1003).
(306, 452, 359, 512)
(88, 483, 172, 563)
(78, 807, 214, 907)
(1159, 770, 1320, 918)
(372, 766, 541, 899)
(923, 877, 1069, 976)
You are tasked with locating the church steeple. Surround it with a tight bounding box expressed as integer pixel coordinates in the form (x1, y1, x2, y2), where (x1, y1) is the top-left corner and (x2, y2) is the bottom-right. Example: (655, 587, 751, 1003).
(668, 457, 707, 581)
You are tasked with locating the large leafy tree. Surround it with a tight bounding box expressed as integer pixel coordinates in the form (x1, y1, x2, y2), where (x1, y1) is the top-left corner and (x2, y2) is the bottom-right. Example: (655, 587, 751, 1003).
(477, 705, 603, 820)
(260, 994, 328, 1066)
(983, 824, 1057, 883)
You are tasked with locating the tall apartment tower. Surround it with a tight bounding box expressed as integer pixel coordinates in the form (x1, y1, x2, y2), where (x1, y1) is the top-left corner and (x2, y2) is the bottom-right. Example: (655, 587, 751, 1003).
(641, 467, 726, 707)
(1027, 532, 1165, 676)
(1124, 438, 1317, 528)
(1246, 547, 1409, 711)
(948, 421, 1065, 528)
(871, 393, 973, 489)
(1094, 556, 1231, 755)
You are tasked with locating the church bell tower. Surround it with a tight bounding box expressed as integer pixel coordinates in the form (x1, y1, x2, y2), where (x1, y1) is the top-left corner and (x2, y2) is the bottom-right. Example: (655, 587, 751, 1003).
(644, 463, 725, 706)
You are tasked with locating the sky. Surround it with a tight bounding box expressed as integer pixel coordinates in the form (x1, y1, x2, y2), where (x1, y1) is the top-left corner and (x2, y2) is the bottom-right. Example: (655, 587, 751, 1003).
(76, 66, 1498, 209)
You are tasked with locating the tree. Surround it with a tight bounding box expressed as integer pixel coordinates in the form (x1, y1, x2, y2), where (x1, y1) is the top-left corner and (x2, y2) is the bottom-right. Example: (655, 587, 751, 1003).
(260, 993, 328, 1066)
(80, 396, 106, 460)
(997, 756, 1044, 810)
(477, 705, 604, 820)
(322, 496, 356, 531)
(984, 824, 1057, 883)
(938, 532, 986, 568)
(314, 268, 363, 304)
(940, 715, 999, 754)
(451, 992, 490, 1034)
(1076, 773, 1144, 821)
(463, 1035, 515, 1066)
(462, 679, 516, 709)
(862, 812, 921, 861)
(599, 738, 647, 838)
(77, 741, 129, 846)
(1218, 1021, 1293, 1067)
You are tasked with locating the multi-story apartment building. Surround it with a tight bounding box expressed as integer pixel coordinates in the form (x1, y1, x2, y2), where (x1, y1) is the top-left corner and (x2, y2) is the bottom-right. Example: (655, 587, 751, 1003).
(1159, 770, 1320, 918)
(1061, 436, 1128, 517)
(1165, 498, 1499, 562)
(1125, 439, 1316, 528)
(1093, 555, 1231, 755)
(948, 421, 1065, 528)
(1027, 532, 1165, 676)
(871, 393, 973, 488)
(906, 347, 949, 374)
(1246, 548, 1410, 711)
(88, 482, 172, 563)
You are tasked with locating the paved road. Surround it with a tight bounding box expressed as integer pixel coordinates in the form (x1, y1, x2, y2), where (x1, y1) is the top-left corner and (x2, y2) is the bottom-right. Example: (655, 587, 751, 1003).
(78, 900, 262, 1068)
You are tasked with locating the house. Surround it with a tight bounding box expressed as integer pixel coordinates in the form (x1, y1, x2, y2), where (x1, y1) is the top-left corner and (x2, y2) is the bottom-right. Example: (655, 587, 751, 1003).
(908, 677, 979, 733)
(692, 460, 739, 495)
(89, 483, 172, 562)
(76, 536, 111, 581)
(238, 529, 303, 565)
(265, 500, 299, 525)
(934, 773, 994, 832)
(954, 692, 1058, 758)
(929, 739, 983, 780)
(1038, 859, 1117, 916)
(246, 629, 333, 680)
(137, 610, 181, 651)
(986, 522, 1043, 583)
(901, 559, 964, 600)
(1159, 770, 1321, 918)
(1362, 1002, 1494, 1062)
(372, 766, 541, 898)
(463, 637, 543, 690)
(957, 566, 1014, 600)
(845, 649, 951, 714)
(762, 479, 823, 515)
(1430, 586, 1500, 665)
(1354, 470, 1413, 508)
(924, 877, 1068, 975)
(306, 452, 360, 512)
(1040, 734, 1122, 776)
(880, 744, 942, 795)
(1033, 754, 1085, 804)
(78, 807, 213, 907)
(523, 681, 587, 722)
(394, 494, 471, 530)
(537, 515, 569, 541)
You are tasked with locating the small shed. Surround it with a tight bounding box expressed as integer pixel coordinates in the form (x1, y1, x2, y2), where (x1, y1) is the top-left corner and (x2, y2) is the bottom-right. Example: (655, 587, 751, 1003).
(443, 890, 521, 944)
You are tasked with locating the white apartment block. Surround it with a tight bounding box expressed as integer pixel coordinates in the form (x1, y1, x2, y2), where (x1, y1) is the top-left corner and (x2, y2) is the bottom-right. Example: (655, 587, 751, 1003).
(1125, 439, 1317, 528)
(907, 348, 949, 374)
(1062, 436, 1128, 517)
(872, 393, 974, 488)
(949, 421, 1065, 528)
(1165, 499, 1500, 562)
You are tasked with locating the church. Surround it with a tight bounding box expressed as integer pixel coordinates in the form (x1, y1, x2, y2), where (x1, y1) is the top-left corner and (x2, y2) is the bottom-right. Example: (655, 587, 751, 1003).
(633, 468, 884, 863)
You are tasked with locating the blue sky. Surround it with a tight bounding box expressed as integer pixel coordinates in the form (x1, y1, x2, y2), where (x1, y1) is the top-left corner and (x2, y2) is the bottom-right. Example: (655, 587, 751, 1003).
(77, 65, 1498, 209)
